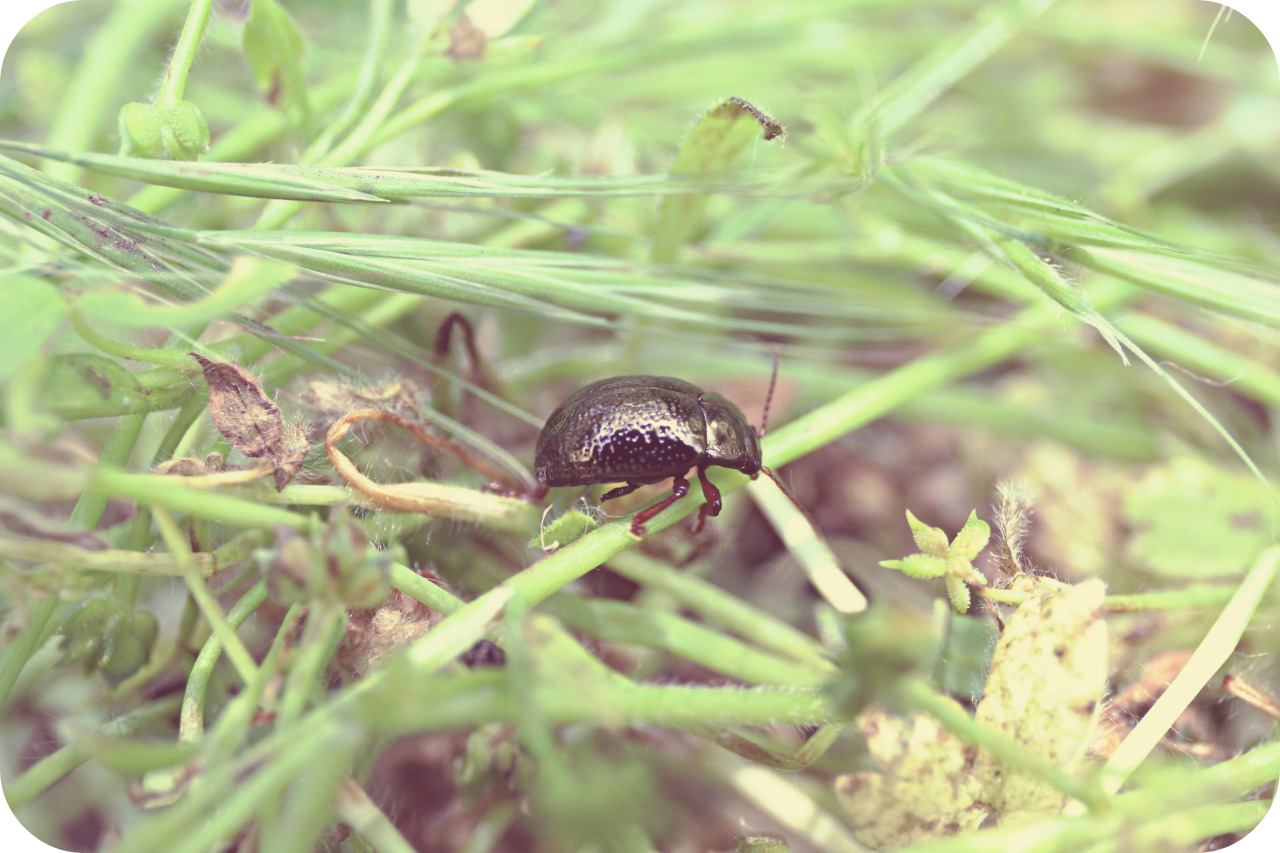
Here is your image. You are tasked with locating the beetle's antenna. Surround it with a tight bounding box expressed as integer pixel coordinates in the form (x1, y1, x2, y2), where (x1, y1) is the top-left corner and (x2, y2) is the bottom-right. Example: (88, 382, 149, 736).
(759, 345, 780, 438)
(759, 465, 815, 526)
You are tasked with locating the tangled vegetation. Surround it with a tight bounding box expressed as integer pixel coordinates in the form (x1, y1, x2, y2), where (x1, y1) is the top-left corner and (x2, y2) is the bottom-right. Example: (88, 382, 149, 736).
(0, 1, 1277, 851)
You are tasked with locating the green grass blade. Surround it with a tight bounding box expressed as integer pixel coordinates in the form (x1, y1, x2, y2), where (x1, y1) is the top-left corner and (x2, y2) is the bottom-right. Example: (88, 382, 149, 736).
(1, 140, 767, 202)
(851, 0, 1061, 136)
(1098, 546, 1280, 795)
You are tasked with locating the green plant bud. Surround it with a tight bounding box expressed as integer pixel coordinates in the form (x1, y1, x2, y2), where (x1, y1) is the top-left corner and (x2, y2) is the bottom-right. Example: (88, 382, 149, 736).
(945, 552, 985, 586)
(157, 101, 209, 160)
(117, 100, 209, 160)
(99, 611, 160, 683)
(57, 598, 112, 668)
(57, 600, 158, 681)
(117, 102, 165, 158)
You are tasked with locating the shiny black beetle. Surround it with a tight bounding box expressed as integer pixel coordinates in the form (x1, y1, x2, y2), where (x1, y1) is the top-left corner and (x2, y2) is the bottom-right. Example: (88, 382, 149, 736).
(534, 372, 778, 537)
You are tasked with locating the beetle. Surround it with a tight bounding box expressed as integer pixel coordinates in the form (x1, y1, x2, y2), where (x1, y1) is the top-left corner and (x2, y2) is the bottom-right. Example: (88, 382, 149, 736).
(534, 365, 783, 537)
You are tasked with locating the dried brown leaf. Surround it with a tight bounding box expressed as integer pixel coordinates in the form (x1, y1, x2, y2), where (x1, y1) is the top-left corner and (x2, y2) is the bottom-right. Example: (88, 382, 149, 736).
(728, 96, 787, 141)
(151, 454, 225, 477)
(190, 353, 309, 491)
(272, 419, 310, 492)
(300, 379, 423, 419)
(446, 14, 488, 62)
(190, 353, 283, 460)
(336, 590, 438, 676)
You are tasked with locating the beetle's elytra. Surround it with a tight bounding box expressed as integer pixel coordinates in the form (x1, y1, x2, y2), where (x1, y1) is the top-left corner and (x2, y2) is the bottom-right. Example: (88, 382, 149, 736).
(534, 375, 765, 537)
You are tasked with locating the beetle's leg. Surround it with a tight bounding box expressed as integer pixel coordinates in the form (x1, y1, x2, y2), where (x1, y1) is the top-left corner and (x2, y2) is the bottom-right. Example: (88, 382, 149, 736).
(601, 482, 643, 503)
(692, 467, 722, 534)
(628, 476, 690, 538)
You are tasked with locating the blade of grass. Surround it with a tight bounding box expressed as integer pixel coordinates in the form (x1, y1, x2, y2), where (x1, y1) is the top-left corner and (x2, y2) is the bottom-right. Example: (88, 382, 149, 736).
(1097, 545, 1280, 796)
(1116, 313, 1280, 410)
(748, 473, 867, 614)
(884, 162, 1280, 509)
(850, 0, 1061, 137)
(2, 140, 765, 202)
(152, 507, 259, 686)
(605, 549, 832, 672)
(540, 594, 830, 686)
(40, 0, 178, 183)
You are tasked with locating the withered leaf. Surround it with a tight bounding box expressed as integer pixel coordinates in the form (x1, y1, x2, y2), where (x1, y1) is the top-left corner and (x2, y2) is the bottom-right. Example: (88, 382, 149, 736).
(300, 378, 423, 419)
(152, 454, 225, 477)
(445, 14, 488, 62)
(189, 353, 310, 491)
(727, 96, 786, 142)
(190, 353, 282, 459)
(273, 420, 310, 492)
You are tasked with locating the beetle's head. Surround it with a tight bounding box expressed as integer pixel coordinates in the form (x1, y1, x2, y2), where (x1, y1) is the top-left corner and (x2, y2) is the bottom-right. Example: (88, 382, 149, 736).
(700, 392, 763, 476)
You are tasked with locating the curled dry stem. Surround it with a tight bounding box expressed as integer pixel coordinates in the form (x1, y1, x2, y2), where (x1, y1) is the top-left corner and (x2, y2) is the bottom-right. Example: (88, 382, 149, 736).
(325, 408, 539, 532)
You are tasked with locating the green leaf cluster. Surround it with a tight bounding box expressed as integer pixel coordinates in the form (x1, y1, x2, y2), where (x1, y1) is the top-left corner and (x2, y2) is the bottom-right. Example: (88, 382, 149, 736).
(880, 510, 991, 614)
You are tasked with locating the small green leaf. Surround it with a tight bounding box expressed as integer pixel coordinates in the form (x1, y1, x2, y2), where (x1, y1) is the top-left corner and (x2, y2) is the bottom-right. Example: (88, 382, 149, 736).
(950, 510, 991, 560)
(944, 574, 971, 615)
(880, 554, 948, 579)
(906, 510, 950, 556)
(244, 0, 310, 122)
